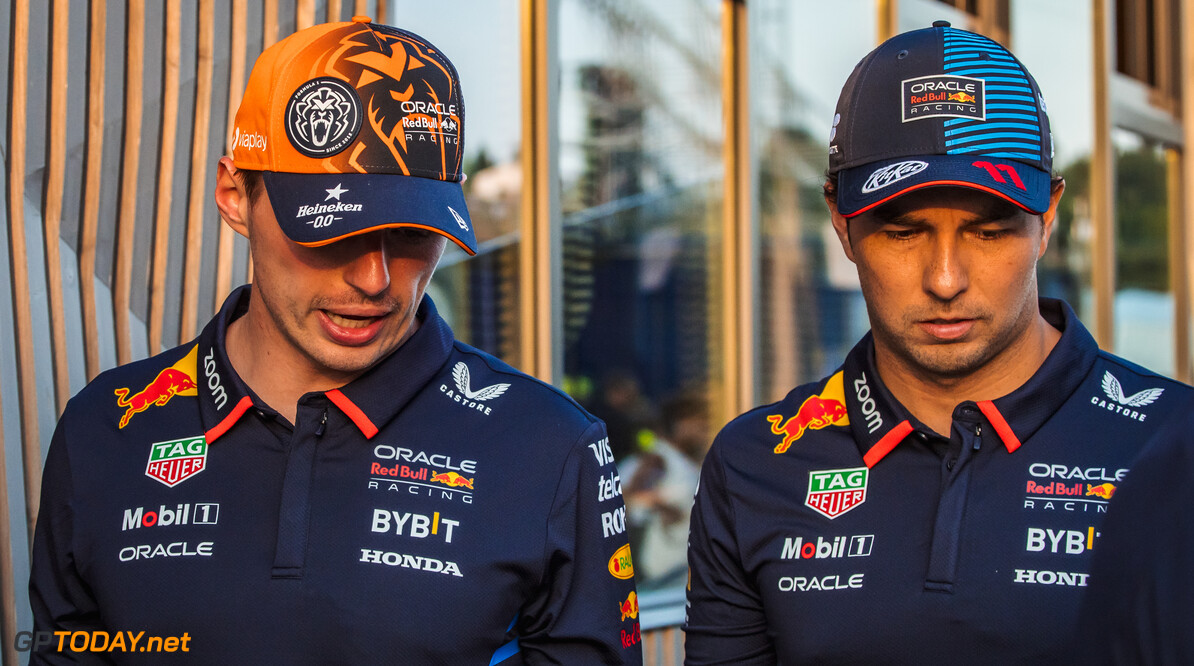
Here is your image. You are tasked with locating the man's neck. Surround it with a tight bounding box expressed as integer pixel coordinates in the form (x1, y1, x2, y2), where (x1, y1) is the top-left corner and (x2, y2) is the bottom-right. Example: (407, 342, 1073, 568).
(874, 314, 1062, 437)
(224, 298, 368, 425)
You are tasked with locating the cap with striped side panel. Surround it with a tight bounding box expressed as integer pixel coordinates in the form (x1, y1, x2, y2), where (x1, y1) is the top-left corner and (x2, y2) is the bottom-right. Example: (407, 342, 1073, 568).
(829, 21, 1053, 218)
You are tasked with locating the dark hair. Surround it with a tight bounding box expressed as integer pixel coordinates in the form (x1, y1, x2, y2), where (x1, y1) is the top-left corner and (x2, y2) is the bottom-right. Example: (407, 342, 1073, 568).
(822, 171, 839, 203)
(237, 168, 264, 205)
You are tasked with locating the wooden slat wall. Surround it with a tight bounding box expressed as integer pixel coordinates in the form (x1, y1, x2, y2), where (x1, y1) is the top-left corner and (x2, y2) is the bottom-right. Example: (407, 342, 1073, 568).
(0, 1, 405, 656)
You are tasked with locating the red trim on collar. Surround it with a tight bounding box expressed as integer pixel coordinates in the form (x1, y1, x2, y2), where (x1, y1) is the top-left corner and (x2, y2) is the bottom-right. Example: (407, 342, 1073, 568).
(977, 400, 1021, 452)
(863, 420, 914, 468)
(326, 389, 379, 439)
(205, 396, 253, 444)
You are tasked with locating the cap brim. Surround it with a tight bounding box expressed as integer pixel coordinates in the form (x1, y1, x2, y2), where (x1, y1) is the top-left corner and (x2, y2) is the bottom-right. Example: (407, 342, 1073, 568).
(262, 171, 477, 255)
(836, 155, 1051, 218)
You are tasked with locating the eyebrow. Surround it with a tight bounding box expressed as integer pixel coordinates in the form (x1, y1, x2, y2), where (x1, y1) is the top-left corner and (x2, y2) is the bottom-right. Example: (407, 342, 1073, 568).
(872, 200, 1025, 226)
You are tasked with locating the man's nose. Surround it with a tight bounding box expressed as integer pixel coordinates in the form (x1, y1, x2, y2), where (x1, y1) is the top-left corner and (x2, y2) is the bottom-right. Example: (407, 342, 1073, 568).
(923, 235, 968, 301)
(342, 233, 391, 297)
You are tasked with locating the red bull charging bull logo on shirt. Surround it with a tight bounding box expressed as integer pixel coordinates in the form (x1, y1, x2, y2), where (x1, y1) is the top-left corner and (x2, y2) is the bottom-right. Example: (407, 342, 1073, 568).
(767, 371, 851, 454)
(114, 346, 199, 429)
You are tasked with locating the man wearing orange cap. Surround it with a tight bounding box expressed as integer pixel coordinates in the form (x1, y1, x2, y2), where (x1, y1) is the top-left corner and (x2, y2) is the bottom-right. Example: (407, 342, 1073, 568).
(31, 18, 640, 664)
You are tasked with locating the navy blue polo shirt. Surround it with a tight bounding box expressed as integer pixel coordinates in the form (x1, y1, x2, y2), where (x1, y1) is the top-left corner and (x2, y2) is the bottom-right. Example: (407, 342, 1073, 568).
(1078, 397, 1194, 664)
(685, 299, 1193, 664)
(31, 286, 643, 664)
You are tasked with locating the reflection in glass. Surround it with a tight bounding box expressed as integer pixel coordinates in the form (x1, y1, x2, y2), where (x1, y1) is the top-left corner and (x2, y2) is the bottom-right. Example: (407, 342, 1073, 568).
(1111, 130, 1174, 374)
(751, 0, 875, 403)
(399, 2, 523, 365)
(558, 0, 723, 592)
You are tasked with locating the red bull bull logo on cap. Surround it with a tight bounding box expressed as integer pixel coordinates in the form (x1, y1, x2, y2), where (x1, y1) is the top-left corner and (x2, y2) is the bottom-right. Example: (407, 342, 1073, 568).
(114, 346, 199, 428)
(805, 467, 869, 519)
(145, 436, 208, 487)
(768, 372, 850, 454)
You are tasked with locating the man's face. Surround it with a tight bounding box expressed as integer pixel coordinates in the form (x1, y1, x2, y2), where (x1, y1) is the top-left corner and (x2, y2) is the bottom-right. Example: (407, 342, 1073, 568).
(829, 185, 1063, 380)
(241, 181, 447, 380)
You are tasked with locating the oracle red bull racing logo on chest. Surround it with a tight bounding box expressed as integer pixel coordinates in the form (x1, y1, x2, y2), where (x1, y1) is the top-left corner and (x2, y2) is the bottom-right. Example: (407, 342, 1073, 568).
(805, 467, 869, 519)
(145, 436, 208, 487)
(768, 371, 850, 454)
(114, 346, 199, 428)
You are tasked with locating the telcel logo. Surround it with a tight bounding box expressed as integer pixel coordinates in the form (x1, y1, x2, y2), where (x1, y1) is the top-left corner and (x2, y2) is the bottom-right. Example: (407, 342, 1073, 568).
(122, 503, 219, 530)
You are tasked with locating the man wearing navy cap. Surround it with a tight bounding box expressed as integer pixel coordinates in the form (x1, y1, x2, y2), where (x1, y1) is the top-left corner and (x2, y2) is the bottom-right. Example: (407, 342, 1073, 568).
(685, 22, 1191, 663)
(31, 17, 641, 664)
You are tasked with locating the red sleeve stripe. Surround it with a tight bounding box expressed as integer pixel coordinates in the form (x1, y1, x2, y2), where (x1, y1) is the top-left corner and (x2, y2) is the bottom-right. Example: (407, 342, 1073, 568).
(977, 400, 1021, 453)
(326, 389, 380, 439)
(863, 420, 914, 468)
(205, 396, 253, 444)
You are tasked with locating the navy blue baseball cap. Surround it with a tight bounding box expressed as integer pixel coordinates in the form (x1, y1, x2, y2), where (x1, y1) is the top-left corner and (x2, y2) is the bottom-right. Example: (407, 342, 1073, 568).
(828, 21, 1054, 218)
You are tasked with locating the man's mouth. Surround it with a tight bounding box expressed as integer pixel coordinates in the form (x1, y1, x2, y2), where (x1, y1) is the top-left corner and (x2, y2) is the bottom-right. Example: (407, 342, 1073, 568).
(324, 311, 381, 329)
(918, 318, 976, 341)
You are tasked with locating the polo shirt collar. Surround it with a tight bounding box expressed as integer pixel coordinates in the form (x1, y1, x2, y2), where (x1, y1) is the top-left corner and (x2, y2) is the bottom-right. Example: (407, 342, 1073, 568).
(197, 285, 454, 443)
(842, 298, 1099, 467)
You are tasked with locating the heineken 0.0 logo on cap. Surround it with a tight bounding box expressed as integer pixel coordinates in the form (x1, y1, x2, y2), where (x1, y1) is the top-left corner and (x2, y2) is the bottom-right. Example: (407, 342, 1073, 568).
(805, 467, 869, 519)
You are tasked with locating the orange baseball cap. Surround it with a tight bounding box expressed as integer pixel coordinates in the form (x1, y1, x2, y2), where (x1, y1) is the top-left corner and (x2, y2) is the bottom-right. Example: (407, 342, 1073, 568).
(230, 16, 475, 254)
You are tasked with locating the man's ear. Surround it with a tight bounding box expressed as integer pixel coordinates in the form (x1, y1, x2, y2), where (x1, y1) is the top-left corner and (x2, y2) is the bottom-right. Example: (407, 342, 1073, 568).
(825, 195, 857, 264)
(214, 156, 251, 239)
(1037, 178, 1065, 258)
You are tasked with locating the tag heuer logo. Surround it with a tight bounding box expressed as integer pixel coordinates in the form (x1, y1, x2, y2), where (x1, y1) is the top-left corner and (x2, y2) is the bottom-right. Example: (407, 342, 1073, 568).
(145, 436, 208, 487)
(806, 467, 868, 519)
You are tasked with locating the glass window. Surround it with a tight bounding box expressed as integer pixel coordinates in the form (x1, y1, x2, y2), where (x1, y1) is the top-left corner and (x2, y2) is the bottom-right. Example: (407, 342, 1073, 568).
(398, 3, 524, 365)
(1111, 129, 1174, 373)
(558, 0, 723, 593)
(1013, 0, 1097, 326)
(750, 0, 876, 404)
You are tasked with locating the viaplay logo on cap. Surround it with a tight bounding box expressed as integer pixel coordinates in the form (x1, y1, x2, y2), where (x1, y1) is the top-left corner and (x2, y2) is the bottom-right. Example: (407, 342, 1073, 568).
(902, 75, 985, 123)
(285, 77, 363, 158)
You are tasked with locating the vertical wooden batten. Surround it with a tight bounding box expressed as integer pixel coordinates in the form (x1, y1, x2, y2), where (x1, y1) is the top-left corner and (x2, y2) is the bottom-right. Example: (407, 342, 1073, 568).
(327, 0, 342, 23)
(6, 0, 43, 546)
(42, 0, 72, 413)
(721, 0, 753, 420)
(1183, 0, 1194, 381)
(149, 0, 183, 354)
(180, 0, 215, 343)
(116, 0, 146, 365)
(3, 1, 32, 656)
(297, 0, 314, 30)
(1165, 149, 1189, 382)
(264, 0, 278, 48)
(519, 0, 554, 382)
(1091, 0, 1115, 349)
(216, 0, 247, 311)
(878, 0, 899, 42)
(80, 0, 108, 381)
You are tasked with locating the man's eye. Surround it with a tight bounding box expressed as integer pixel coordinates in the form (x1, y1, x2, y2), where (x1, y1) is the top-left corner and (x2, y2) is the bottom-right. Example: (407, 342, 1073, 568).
(882, 228, 919, 241)
(975, 228, 1010, 240)
(391, 227, 433, 241)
